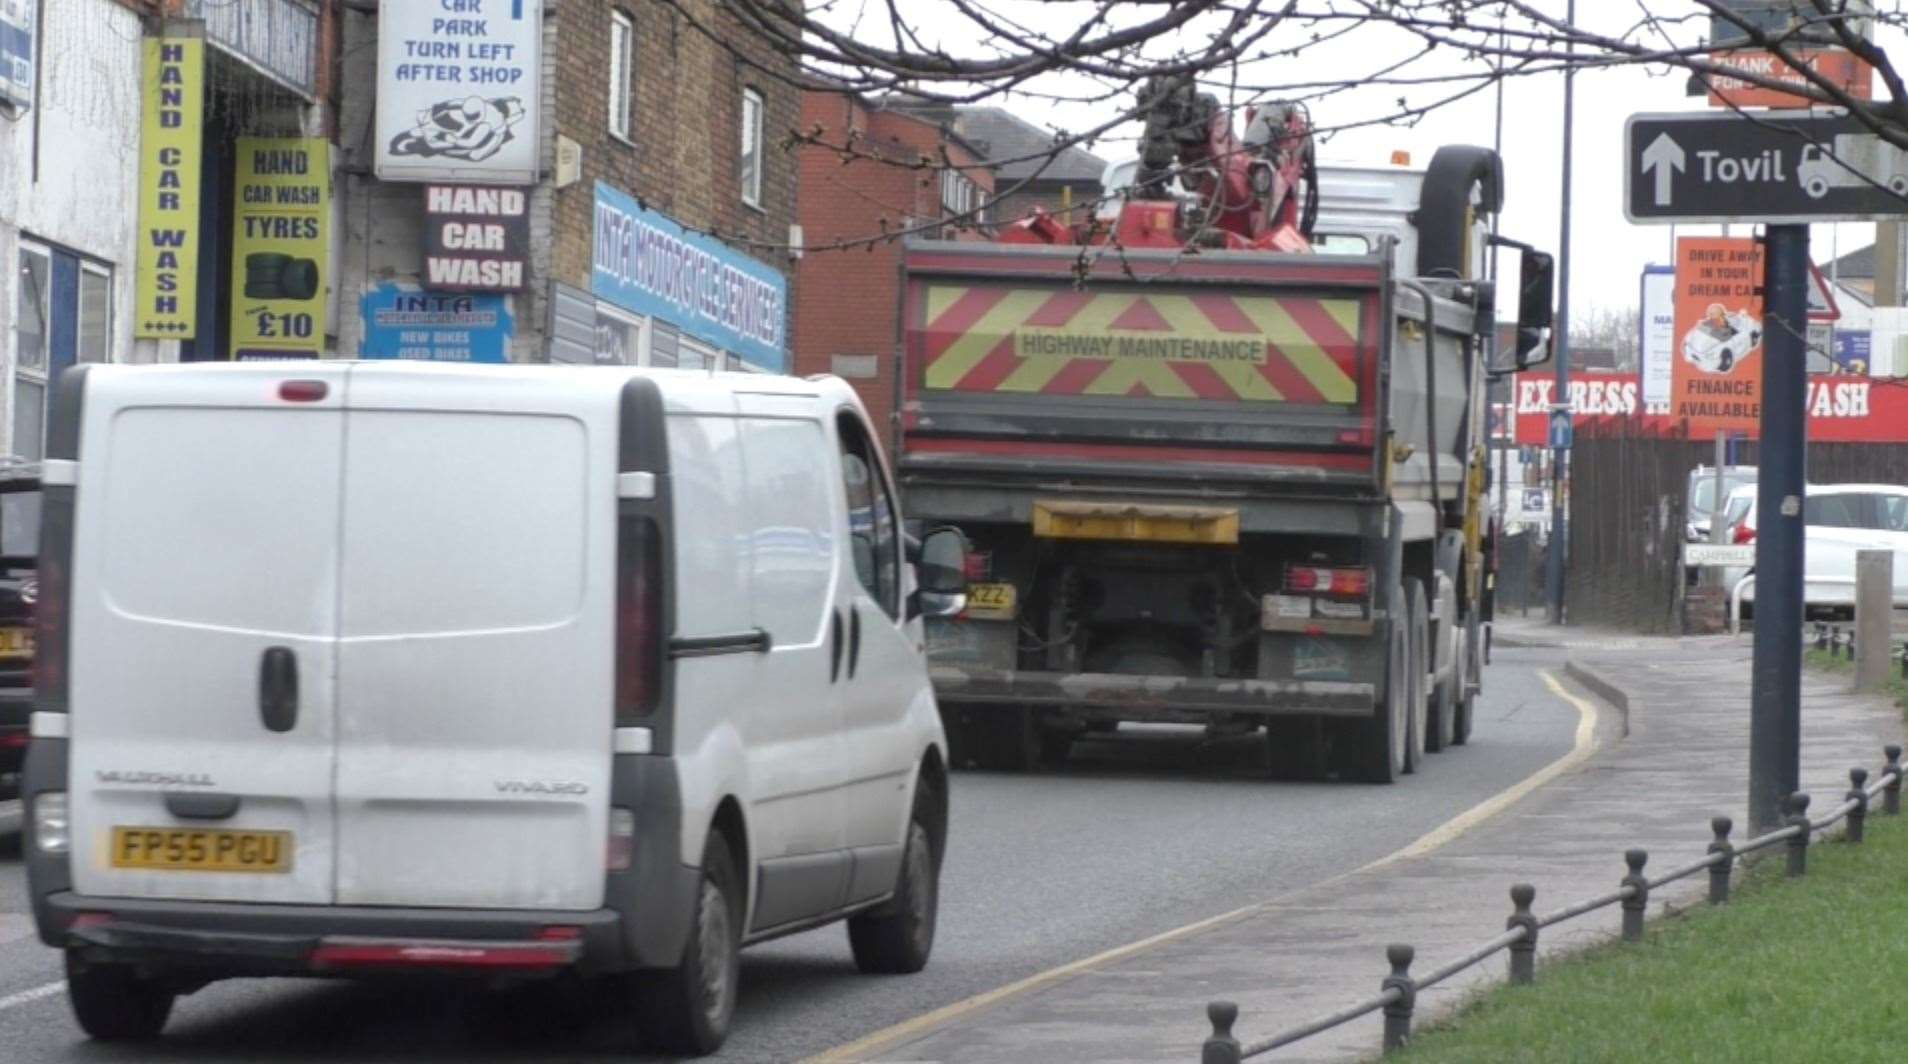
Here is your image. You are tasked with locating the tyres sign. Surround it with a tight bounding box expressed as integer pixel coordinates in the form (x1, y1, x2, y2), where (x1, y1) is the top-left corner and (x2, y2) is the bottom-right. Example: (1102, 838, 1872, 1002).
(229, 138, 329, 360)
(376, 0, 542, 185)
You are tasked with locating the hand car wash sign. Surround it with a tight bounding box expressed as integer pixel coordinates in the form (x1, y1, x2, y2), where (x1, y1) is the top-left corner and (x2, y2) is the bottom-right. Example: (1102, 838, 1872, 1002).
(375, 0, 542, 185)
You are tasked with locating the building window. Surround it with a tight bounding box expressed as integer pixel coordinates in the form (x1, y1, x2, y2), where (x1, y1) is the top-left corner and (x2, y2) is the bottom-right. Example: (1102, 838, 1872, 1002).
(79, 263, 112, 363)
(740, 88, 764, 209)
(593, 307, 645, 365)
(609, 11, 634, 141)
(941, 168, 985, 228)
(12, 245, 49, 461)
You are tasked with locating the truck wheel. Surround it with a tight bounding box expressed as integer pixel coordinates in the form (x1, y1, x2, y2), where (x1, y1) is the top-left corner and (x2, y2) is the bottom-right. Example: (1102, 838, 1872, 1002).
(636, 829, 741, 1056)
(1037, 730, 1075, 766)
(1425, 581, 1458, 752)
(65, 952, 174, 1040)
(848, 785, 941, 974)
(1355, 600, 1410, 783)
(1455, 614, 1483, 745)
(1402, 579, 1430, 774)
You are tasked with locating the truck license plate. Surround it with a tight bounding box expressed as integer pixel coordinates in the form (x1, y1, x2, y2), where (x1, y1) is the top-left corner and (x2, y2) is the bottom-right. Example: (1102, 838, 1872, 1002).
(110, 827, 292, 873)
(964, 582, 1017, 620)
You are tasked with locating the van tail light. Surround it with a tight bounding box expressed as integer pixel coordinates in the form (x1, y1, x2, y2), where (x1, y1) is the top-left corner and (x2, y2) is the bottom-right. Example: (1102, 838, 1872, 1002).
(1283, 565, 1373, 600)
(33, 791, 69, 854)
(0, 730, 26, 750)
(1733, 522, 1756, 545)
(34, 553, 66, 703)
(615, 515, 662, 722)
(606, 808, 636, 872)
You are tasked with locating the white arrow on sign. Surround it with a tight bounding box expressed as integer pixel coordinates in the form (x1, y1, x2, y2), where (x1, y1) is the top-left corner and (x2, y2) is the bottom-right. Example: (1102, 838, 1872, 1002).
(1641, 132, 1687, 207)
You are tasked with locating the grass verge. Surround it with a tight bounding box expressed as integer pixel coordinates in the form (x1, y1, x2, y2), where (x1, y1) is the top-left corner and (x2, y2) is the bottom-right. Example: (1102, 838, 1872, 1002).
(1397, 804, 1908, 1061)
(1804, 646, 1908, 717)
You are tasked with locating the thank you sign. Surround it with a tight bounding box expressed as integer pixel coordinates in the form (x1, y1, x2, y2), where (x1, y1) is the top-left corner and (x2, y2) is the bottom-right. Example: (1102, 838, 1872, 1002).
(376, 0, 542, 185)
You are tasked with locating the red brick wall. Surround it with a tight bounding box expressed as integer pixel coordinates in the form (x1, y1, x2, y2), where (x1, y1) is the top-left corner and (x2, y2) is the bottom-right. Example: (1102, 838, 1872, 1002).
(550, 1, 800, 355)
(795, 92, 994, 435)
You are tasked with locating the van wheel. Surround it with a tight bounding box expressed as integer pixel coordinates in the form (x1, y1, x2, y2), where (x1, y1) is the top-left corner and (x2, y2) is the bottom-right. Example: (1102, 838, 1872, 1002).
(636, 830, 740, 1056)
(848, 794, 939, 974)
(65, 952, 174, 1041)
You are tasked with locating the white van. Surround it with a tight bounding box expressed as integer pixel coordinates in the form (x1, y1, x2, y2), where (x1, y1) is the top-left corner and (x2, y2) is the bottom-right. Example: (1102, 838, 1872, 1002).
(21, 362, 963, 1055)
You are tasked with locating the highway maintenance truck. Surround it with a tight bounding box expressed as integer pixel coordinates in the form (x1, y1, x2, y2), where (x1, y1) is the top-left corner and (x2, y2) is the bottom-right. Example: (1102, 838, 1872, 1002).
(898, 77, 1556, 781)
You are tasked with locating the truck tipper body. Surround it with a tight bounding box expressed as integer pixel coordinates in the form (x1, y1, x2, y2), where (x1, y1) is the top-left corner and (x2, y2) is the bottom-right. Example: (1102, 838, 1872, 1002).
(897, 150, 1553, 780)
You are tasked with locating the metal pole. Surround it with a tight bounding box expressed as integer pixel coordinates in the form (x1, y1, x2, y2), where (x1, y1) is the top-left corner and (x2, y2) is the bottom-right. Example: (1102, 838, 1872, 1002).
(1749, 224, 1810, 833)
(1546, 0, 1576, 625)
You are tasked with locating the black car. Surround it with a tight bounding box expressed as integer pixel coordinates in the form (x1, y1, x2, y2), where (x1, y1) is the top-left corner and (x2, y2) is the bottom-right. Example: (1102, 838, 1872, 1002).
(0, 463, 39, 832)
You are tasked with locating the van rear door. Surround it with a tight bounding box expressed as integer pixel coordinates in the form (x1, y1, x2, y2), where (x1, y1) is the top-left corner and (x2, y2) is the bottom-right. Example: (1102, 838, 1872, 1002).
(68, 365, 348, 905)
(331, 366, 613, 910)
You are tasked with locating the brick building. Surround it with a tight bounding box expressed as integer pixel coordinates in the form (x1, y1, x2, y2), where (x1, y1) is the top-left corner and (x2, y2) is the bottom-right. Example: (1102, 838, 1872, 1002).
(795, 91, 995, 432)
(884, 104, 1108, 229)
(337, 0, 800, 372)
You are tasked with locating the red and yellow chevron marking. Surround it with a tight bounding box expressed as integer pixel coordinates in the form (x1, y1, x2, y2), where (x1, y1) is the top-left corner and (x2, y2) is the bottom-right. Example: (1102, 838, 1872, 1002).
(919, 283, 1364, 404)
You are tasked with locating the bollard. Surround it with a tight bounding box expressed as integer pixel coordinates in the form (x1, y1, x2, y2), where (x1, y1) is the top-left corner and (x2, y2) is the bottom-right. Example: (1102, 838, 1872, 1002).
(1506, 883, 1538, 985)
(1201, 1001, 1242, 1064)
(1848, 768, 1869, 844)
(1620, 849, 1650, 942)
(1786, 792, 1811, 877)
(1707, 816, 1734, 904)
(1814, 623, 1829, 650)
(1380, 944, 1416, 1055)
(1886, 746, 1903, 816)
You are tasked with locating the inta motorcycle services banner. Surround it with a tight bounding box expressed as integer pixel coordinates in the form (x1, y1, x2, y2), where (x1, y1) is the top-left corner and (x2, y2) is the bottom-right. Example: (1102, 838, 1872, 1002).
(1671, 237, 1765, 434)
(229, 138, 329, 360)
(375, 0, 543, 185)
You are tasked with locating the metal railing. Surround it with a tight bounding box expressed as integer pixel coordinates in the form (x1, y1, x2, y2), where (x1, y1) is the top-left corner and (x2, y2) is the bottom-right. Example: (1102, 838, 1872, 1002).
(1199, 744, 1907, 1062)
(1810, 622, 1908, 678)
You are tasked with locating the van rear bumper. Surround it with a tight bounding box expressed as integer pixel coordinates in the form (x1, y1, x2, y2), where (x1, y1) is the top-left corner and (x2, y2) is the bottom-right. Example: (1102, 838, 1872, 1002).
(931, 666, 1376, 719)
(42, 892, 664, 977)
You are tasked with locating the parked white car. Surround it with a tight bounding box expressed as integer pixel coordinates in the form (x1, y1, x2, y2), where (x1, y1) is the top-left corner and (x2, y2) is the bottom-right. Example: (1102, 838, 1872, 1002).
(22, 362, 964, 1056)
(1723, 483, 1908, 611)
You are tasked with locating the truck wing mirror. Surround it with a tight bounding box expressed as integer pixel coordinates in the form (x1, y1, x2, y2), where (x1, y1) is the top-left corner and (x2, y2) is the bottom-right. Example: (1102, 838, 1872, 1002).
(1515, 249, 1556, 369)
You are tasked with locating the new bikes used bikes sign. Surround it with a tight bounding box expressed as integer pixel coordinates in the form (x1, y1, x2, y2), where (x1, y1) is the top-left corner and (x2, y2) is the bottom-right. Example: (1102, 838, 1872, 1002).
(375, 0, 542, 185)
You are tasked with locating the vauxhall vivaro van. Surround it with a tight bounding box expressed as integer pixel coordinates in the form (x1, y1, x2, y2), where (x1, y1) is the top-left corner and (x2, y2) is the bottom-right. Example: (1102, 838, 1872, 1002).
(22, 362, 963, 1055)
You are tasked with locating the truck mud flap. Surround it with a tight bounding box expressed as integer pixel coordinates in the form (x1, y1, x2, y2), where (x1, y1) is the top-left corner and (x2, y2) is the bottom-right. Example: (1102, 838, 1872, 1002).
(930, 667, 1375, 718)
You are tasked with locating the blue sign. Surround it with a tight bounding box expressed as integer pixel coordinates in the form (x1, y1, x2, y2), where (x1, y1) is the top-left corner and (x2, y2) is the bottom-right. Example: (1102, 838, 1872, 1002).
(1833, 329, 1872, 374)
(0, 0, 34, 112)
(591, 182, 789, 373)
(1548, 409, 1573, 450)
(359, 284, 513, 363)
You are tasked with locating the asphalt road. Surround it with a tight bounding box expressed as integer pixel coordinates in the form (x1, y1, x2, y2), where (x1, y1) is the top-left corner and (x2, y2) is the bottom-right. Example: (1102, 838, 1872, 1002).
(0, 645, 1580, 1063)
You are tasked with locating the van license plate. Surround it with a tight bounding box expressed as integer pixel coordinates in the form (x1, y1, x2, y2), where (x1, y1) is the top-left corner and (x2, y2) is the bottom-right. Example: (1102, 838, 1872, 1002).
(964, 582, 1017, 620)
(0, 626, 32, 659)
(110, 827, 292, 873)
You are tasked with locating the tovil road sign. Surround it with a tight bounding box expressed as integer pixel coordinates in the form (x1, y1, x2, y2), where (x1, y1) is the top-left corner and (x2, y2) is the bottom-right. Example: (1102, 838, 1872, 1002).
(1626, 110, 1908, 225)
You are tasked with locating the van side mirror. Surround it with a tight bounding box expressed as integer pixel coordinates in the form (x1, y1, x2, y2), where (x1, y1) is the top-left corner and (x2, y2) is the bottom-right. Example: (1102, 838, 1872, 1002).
(912, 528, 968, 620)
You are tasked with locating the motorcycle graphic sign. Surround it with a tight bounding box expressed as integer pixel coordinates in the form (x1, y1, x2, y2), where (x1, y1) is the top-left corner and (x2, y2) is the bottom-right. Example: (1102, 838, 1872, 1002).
(376, 0, 542, 185)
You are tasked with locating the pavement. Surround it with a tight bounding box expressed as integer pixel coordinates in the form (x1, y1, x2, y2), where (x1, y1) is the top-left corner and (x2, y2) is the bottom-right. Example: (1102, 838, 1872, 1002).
(0, 649, 1584, 1063)
(826, 621, 1907, 1063)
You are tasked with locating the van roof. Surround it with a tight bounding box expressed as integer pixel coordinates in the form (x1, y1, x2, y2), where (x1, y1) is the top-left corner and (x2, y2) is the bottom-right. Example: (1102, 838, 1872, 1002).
(91, 361, 865, 419)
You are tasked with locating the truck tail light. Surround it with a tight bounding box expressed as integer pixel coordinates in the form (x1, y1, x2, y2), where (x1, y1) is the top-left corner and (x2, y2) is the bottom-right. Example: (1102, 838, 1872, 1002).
(615, 515, 663, 722)
(1284, 565, 1373, 599)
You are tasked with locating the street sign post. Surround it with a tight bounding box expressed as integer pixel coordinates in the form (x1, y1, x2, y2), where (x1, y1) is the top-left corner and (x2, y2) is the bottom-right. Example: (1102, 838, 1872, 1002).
(1625, 111, 1908, 225)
